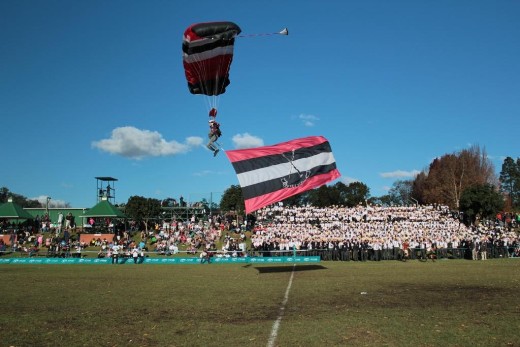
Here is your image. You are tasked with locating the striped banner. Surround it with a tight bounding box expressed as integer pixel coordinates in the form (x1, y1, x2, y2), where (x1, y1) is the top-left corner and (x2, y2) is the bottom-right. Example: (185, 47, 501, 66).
(226, 136, 341, 213)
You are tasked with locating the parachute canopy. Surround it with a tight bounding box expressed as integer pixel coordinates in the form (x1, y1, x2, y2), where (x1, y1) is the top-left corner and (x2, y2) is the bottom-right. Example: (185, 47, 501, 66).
(182, 22, 242, 97)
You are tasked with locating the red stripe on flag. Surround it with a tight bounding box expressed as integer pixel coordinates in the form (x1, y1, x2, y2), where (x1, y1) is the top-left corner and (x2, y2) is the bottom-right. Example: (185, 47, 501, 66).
(226, 136, 329, 163)
(244, 169, 341, 214)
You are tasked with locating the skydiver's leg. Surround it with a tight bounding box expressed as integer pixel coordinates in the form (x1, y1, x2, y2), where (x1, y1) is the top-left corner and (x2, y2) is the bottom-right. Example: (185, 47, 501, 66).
(207, 135, 219, 152)
(207, 142, 217, 151)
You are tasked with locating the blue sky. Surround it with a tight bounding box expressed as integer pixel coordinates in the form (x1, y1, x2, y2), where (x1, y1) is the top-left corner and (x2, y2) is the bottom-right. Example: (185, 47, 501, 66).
(1, 0, 519, 208)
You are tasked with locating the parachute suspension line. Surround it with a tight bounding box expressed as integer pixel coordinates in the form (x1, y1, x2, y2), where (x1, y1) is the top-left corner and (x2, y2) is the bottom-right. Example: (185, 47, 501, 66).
(237, 28, 289, 38)
(213, 42, 235, 116)
(203, 38, 236, 117)
(191, 41, 236, 115)
(192, 54, 215, 114)
(212, 52, 223, 110)
(207, 55, 221, 114)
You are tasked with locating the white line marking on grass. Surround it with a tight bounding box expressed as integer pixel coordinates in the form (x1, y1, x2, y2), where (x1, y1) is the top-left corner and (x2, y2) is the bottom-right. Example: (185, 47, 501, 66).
(267, 264, 296, 347)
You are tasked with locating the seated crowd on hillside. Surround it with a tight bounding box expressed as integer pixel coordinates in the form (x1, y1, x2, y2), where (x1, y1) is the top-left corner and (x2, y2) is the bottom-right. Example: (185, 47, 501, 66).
(0, 214, 245, 260)
(1, 204, 519, 261)
(249, 204, 520, 261)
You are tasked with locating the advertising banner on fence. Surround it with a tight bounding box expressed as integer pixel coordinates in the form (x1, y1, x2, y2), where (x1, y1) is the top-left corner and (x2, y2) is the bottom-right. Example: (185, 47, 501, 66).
(0, 256, 320, 265)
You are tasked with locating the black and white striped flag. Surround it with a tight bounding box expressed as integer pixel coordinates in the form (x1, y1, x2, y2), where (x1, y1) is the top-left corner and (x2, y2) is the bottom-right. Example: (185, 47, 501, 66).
(225, 136, 341, 214)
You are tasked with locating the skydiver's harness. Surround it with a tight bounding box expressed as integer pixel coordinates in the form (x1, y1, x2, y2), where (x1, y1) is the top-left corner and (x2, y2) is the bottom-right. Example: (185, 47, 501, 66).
(208, 122, 223, 151)
(209, 123, 222, 138)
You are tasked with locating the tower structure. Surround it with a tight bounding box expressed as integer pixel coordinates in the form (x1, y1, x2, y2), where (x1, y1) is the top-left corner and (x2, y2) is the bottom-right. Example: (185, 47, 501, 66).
(95, 177, 118, 204)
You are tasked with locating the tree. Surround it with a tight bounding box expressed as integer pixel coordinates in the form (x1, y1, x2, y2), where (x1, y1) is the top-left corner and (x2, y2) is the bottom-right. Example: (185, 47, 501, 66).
(499, 157, 520, 210)
(301, 182, 369, 207)
(411, 171, 428, 205)
(331, 182, 349, 206)
(0, 187, 42, 207)
(459, 184, 504, 225)
(411, 145, 496, 209)
(220, 185, 245, 213)
(368, 195, 394, 206)
(124, 196, 162, 232)
(281, 192, 307, 207)
(161, 197, 178, 207)
(388, 180, 413, 205)
(342, 182, 370, 207)
(307, 185, 338, 207)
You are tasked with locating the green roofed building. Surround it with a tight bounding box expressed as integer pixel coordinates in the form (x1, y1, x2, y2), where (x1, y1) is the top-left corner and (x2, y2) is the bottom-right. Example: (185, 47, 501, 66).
(0, 197, 34, 220)
(82, 198, 127, 219)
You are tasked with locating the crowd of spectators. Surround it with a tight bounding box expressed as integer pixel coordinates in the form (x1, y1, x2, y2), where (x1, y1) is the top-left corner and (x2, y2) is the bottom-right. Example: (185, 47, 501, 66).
(249, 204, 520, 261)
(1, 203, 519, 262)
(145, 217, 247, 258)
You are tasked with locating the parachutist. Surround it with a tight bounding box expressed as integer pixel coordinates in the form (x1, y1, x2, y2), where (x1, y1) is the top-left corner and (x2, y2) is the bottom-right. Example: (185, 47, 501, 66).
(207, 119, 222, 157)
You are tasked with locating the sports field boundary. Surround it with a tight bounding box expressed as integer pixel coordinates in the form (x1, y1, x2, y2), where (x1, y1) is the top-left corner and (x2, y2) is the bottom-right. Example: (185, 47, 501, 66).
(0, 256, 320, 265)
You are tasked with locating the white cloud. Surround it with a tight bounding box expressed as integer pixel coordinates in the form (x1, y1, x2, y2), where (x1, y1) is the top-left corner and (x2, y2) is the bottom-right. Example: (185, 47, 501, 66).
(232, 133, 264, 149)
(340, 176, 359, 185)
(31, 195, 68, 208)
(186, 136, 204, 147)
(380, 170, 420, 178)
(298, 114, 319, 127)
(92, 126, 203, 159)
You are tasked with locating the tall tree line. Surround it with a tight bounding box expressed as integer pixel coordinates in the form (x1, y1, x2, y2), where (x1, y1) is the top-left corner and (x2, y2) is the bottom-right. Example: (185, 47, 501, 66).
(219, 181, 371, 213)
(411, 145, 496, 209)
(0, 187, 42, 207)
(3, 148, 518, 222)
(499, 156, 520, 210)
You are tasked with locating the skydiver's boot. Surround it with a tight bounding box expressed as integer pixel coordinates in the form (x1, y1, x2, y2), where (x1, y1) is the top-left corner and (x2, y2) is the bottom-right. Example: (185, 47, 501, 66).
(213, 149, 219, 157)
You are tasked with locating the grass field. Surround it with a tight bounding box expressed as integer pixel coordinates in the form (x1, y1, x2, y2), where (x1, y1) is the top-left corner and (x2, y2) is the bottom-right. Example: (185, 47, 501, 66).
(1, 259, 519, 347)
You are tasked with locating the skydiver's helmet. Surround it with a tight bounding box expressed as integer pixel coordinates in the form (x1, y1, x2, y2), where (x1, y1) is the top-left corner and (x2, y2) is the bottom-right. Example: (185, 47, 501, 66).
(209, 108, 217, 117)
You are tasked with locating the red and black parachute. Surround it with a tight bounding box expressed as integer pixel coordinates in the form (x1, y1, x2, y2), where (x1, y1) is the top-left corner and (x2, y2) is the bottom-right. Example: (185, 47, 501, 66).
(182, 22, 241, 102)
(182, 22, 287, 120)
